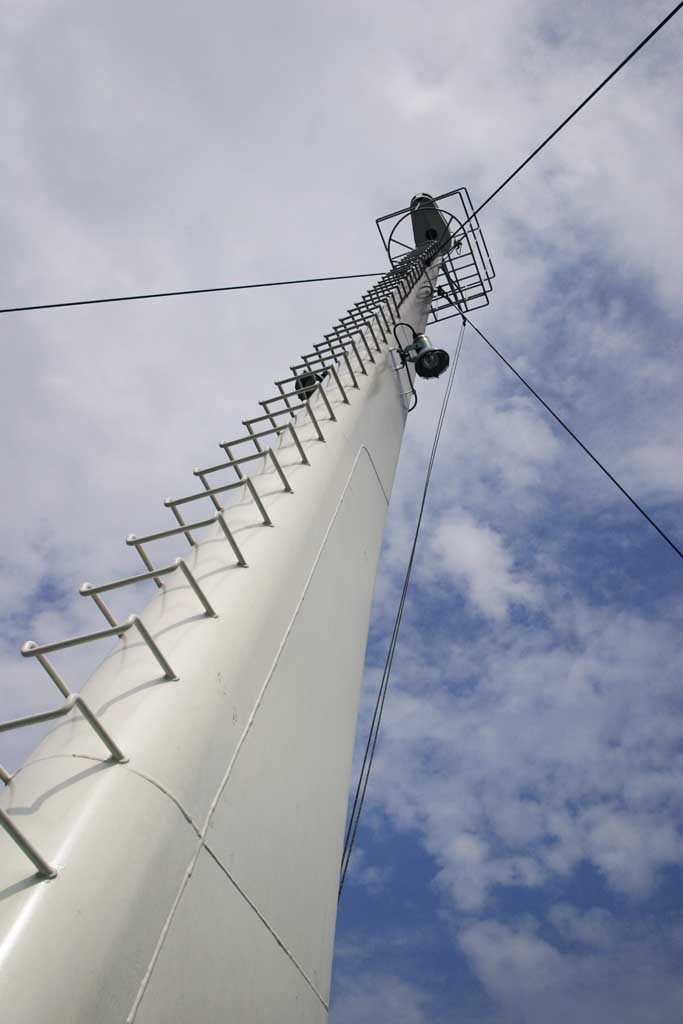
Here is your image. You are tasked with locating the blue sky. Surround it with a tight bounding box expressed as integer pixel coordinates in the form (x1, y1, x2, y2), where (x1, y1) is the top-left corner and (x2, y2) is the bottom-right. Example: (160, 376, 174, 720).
(2, 1, 682, 1020)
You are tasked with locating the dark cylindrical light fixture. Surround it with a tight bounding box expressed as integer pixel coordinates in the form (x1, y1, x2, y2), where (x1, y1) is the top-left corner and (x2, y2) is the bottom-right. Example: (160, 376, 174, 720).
(410, 333, 450, 380)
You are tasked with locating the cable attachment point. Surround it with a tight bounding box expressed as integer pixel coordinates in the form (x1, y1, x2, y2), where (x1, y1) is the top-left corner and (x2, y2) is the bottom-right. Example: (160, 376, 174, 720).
(437, 285, 466, 326)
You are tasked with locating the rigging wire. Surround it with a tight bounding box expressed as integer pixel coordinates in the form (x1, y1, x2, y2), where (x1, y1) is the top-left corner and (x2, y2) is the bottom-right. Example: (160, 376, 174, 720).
(5, 8, 682, 319)
(338, 318, 467, 899)
(0, 271, 385, 316)
(436, 289, 683, 563)
(443, 0, 683, 246)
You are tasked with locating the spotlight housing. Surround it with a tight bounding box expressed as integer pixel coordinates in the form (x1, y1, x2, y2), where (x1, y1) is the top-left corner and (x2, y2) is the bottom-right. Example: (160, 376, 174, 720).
(415, 347, 450, 379)
(395, 326, 450, 381)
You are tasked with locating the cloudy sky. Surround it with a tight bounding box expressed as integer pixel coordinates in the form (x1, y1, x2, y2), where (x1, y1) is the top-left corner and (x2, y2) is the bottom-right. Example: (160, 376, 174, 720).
(2, 1, 682, 1020)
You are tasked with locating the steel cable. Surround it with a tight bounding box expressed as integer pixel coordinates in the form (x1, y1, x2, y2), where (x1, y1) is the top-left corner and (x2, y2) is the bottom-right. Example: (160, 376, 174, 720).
(440, 0, 683, 249)
(6, 8, 682, 318)
(0, 272, 385, 316)
(338, 318, 467, 898)
(436, 289, 683, 563)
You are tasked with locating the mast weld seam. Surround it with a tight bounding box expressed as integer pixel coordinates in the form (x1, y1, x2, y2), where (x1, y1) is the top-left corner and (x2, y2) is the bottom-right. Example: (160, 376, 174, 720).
(6, 754, 204, 838)
(126, 443, 387, 1022)
(203, 843, 329, 1011)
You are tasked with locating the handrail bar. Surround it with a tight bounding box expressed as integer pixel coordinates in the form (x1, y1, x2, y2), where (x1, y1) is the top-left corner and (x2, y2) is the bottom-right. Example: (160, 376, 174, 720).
(245, 403, 325, 442)
(219, 423, 309, 464)
(127, 515, 216, 547)
(165, 477, 272, 526)
(0, 807, 56, 878)
(166, 478, 243, 508)
(21, 615, 177, 682)
(195, 449, 293, 493)
(81, 562, 178, 595)
(21, 621, 133, 658)
(0, 694, 127, 764)
(196, 450, 272, 476)
(260, 383, 336, 423)
(80, 558, 217, 620)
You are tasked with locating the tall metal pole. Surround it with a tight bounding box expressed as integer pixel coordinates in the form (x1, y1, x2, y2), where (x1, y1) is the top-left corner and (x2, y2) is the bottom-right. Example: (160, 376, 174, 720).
(0, 246, 441, 1023)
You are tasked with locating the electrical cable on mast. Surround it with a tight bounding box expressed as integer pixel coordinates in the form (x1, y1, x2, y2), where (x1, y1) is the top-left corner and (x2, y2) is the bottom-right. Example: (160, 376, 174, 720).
(339, 317, 467, 897)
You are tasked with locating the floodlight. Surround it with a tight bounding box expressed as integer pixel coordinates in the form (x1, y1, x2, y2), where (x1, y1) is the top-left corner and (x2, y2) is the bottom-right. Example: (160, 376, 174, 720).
(415, 345, 450, 380)
(394, 325, 450, 381)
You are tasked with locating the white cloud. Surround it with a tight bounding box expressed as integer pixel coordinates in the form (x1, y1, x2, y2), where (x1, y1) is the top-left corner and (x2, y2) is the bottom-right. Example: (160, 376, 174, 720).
(362, 598, 683, 912)
(343, 846, 392, 895)
(547, 903, 614, 948)
(583, 808, 682, 895)
(460, 920, 569, 1000)
(431, 512, 540, 621)
(460, 916, 683, 1024)
(330, 974, 428, 1024)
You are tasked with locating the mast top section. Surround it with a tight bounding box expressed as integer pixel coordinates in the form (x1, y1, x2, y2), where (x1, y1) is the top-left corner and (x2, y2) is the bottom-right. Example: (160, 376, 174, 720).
(376, 187, 496, 323)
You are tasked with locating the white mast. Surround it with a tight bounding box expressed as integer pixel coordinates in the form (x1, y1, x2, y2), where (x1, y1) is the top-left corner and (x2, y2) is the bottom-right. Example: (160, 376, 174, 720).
(1, 236, 445, 1022)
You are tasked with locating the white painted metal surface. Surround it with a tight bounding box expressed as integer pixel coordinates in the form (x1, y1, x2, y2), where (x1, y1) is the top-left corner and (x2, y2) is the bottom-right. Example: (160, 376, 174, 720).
(0, 263, 437, 1023)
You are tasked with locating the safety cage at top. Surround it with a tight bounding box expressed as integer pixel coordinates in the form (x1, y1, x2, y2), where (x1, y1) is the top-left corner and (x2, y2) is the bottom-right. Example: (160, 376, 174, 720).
(376, 186, 495, 323)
